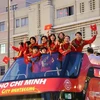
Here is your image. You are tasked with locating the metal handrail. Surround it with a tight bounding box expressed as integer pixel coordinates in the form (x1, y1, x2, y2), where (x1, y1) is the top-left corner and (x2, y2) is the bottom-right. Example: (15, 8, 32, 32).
(44, 68, 62, 76)
(16, 74, 27, 79)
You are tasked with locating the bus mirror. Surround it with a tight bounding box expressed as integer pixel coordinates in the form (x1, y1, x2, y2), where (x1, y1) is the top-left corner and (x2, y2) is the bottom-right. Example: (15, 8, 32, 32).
(94, 68, 100, 78)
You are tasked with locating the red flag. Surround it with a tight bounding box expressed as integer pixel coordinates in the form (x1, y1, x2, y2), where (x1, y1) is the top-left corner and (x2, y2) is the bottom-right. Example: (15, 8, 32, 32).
(24, 55, 29, 64)
(3, 56, 10, 64)
(44, 24, 52, 30)
(90, 24, 97, 31)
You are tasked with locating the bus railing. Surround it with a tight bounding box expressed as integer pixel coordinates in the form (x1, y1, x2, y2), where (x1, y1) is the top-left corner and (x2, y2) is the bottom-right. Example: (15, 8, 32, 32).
(16, 74, 27, 79)
(44, 68, 62, 77)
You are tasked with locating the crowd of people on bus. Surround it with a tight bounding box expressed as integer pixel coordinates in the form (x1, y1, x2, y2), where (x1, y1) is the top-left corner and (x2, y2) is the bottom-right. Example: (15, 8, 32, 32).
(11, 28, 99, 67)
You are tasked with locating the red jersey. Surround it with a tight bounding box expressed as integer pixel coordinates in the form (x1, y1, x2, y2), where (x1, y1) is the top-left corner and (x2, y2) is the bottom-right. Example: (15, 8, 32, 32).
(48, 42, 59, 53)
(31, 52, 41, 73)
(71, 35, 96, 52)
(59, 43, 76, 55)
(39, 42, 49, 53)
(29, 43, 38, 53)
(12, 46, 22, 52)
(27, 51, 41, 58)
(39, 42, 48, 48)
(32, 52, 41, 58)
(23, 43, 30, 55)
(23, 47, 29, 55)
(12, 46, 24, 60)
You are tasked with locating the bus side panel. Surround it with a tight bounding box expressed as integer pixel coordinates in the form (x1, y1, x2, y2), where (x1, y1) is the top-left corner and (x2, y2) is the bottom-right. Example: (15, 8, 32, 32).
(85, 78, 100, 100)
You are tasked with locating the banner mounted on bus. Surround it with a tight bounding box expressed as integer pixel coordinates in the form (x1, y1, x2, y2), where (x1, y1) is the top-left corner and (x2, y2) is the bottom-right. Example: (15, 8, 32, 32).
(0, 78, 78, 97)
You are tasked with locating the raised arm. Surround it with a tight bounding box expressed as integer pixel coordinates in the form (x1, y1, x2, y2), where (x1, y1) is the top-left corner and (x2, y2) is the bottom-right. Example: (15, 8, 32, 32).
(84, 31, 98, 45)
(12, 46, 20, 52)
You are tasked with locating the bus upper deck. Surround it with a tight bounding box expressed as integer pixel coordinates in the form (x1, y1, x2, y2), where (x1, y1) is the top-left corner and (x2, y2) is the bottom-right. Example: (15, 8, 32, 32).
(1, 52, 83, 82)
(0, 52, 100, 100)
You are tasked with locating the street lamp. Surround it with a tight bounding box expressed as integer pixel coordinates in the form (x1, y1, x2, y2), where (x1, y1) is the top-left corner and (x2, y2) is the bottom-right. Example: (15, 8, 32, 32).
(8, 0, 10, 68)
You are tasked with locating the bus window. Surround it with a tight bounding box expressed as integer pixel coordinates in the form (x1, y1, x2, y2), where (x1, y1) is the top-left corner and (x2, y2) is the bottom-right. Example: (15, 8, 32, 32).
(0, 92, 83, 100)
(0, 92, 58, 100)
(61, 52, 83, 78)
(31, 53, 61, 77)
(1, 58, 32, 82)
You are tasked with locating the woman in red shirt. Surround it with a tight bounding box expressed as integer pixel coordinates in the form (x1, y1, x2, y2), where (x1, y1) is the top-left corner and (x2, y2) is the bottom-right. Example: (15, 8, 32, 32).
(48, 34, 59, 53)
(58, 32, 65, 44)
(29, 37, 38, 53)
(29, 46, 41, 73)
(71, 31, 98, 52)
(11, 42, 24, 60)
(23, 41, 31, 55)
(59, 35, 76, 56)
(39, 36, 48, 49)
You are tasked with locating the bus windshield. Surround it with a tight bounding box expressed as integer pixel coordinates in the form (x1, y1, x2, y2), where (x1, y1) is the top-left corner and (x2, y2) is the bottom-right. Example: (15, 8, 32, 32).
(1, 52, 83, 82)
(0, 92, 82, 100)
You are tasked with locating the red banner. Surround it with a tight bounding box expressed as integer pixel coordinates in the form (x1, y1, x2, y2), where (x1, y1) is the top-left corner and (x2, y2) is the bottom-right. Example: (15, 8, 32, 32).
(0, 78, 80, 97)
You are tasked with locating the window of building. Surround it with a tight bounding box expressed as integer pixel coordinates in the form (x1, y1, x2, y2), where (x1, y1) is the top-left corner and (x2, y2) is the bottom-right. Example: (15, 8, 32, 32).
(68, 6, 74, 16)
(16, 19, 20, 28)
(65, 32, 75, 41)
(21, 17, 28, 27)
(90, 0, 95, 10)
(91, 30, 94, 37)
(80, 27, 85, 39)
(0, 22, 5, 31)
(0, 44, 6, 54)
(57, 6, 74, 18)
(0, 66, 5, 75)
(6, 4, 18, 12)
(6, 7, 11, 12)
(80, 2, 85, 13)
(12, 4, 18, 10)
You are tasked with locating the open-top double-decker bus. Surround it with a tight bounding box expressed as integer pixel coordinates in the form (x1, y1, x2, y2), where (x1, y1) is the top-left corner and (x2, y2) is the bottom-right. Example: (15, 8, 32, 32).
(0, 52, 100, 100)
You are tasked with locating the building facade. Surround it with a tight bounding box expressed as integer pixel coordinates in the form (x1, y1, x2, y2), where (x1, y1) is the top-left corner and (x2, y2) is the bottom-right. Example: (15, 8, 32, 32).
(0, 0, 100, 78)
(0, 0, 41, 79)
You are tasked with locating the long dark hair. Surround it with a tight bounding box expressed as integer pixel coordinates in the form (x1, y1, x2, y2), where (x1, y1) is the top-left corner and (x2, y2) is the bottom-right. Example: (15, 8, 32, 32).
(49, 34, 56, 45)
(58, 32, 65, 43)
(26, 41, 31, 46)
(19, 42, 24, 47)
(58, 32, 65, 39)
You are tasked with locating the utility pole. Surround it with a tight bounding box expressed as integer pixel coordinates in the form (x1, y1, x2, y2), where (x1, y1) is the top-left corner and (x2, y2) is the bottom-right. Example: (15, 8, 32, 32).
(8, 0, 10, 68)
